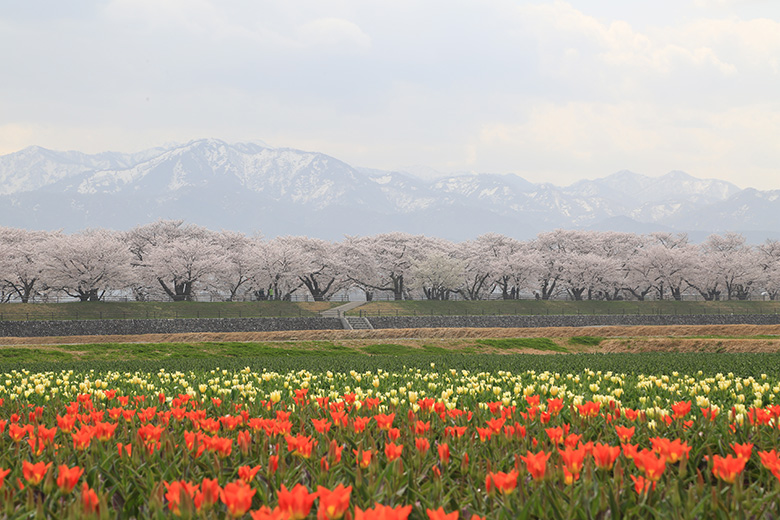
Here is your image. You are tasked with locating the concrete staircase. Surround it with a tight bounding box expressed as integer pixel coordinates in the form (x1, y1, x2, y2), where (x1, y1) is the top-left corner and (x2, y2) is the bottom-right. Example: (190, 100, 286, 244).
(345, 316, 374, 330)
(319, 301, 370, 330)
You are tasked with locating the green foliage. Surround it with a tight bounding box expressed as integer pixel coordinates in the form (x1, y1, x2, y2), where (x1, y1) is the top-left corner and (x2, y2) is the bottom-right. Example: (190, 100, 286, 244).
(420, 344, 449, 353)
(5, 341, 780, 380)
(569, 335, 605, 346)
(361, 344, 418, 355)
(476, 337, 569, 352)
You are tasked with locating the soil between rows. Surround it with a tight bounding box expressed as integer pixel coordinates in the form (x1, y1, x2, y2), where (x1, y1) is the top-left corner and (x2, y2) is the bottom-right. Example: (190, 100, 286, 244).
(1, 324, 780, 354)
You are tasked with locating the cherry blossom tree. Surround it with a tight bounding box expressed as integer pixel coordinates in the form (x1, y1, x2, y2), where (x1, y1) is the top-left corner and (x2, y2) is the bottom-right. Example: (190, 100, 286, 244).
(589, 232, 645, 300)
(285, 236, 344, 301)
(530, 230, 573, 300)
(644, 233, 696, 300)
(481, 235, 541, 300)
(561, 253, 620, 301)
(0, 227, 55, 303)
(338, 236, 378, 300)
(454, 235, 499, 300)
(125, 219, 190, 300)
(684, 243, 721, 301)
(412, 255, 463, 300)
(146, 237, 230, 301)
(411, 244, 464, 300)
(253, 236, 303, 301)
(349, 232, 429, 300)
(2, 222, 776, 304)
(209, 231, 257, 301)
(534, 230, 594, 300)
(127, 221, 230, 301)
(621, 248, 657, 301)
(757, 239, 780, 300)
(698, 233, 760, 300)
(42, 229, 133, 301)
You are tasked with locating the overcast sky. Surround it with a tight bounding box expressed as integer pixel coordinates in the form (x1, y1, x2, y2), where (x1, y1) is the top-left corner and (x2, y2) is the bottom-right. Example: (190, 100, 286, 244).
(2, 1, 779, 189)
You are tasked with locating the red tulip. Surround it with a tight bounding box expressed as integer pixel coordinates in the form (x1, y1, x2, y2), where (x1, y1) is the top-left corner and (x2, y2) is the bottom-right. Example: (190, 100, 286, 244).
(221, 480, 256, 517)
(712, 454, 748, 484)
(355, 503, 412, 520)
(592, 443, 621, 470)
(520, 450, 551, 480)
(316, 484, 352, 520)
(426, 507, 459, 519)
(277, 483, 316, 520)
(385, 442, 404, 462)
(22, 460, 52, 486)
(56, 465, 84, 494)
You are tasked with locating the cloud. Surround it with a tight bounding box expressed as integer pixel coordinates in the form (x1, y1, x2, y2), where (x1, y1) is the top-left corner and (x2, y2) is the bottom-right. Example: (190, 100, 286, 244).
(466, 98, 780, 189)
(104, 0, 219, 31)
(520, 1, 740, 81)
(692, 0, 754, 7)
(0, 124, 36, 156)
(2, 0, 780, 190)
(295, 18, 371, 53)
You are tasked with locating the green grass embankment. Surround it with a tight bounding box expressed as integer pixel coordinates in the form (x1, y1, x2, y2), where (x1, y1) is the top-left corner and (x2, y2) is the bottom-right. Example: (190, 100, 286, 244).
(347, 300, 780, 317)
(0, 301, 339, 321)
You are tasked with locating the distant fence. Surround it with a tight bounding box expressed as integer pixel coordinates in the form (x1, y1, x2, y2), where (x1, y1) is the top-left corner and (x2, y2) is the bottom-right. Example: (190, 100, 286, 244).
(2, 294, 353, 304)
(3, 289, 771, 305)
(0, 307, 316, 322)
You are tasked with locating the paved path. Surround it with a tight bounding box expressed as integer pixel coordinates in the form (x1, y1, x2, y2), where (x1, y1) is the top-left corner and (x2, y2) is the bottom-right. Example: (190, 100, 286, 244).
(320, 301, 367, 318)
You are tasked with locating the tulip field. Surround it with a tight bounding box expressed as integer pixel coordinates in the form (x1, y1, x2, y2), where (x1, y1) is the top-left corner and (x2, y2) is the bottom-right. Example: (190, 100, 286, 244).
(2, 352, 780, 518)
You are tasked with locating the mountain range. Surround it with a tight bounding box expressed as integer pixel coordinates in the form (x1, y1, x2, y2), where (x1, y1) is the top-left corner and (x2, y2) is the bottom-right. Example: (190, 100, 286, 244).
(0, 138, 778, 242)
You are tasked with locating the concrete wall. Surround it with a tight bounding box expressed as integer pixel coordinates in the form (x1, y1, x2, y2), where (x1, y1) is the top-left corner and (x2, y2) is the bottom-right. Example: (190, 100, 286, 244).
(0, 317, 343, 338)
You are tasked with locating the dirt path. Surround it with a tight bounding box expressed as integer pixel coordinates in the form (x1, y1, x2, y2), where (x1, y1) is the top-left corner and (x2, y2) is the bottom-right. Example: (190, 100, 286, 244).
(2, 324, 780, 353)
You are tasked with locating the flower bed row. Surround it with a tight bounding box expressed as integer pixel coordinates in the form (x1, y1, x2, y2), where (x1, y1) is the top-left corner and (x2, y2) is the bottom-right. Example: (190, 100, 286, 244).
(0, 365, 779, 518)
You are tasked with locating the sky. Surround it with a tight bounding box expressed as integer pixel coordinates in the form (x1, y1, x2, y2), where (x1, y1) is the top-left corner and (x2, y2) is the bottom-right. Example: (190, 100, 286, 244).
(1, 0, 779, 189)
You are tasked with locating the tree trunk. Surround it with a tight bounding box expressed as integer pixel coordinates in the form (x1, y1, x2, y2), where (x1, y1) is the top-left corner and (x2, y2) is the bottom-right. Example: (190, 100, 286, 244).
(158, 278, 193, 301)
(299, 275, 336, 302)
(9, 279, 36, 303)
(393, 275, 404, 300)
(540, 278, 557, 300)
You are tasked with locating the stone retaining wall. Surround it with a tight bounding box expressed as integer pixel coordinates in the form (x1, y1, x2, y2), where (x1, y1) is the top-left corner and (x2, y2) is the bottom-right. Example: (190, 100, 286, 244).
(0, 317, 343, 338)
(2, 314, 780, 338)
(367, 314, 780, 329)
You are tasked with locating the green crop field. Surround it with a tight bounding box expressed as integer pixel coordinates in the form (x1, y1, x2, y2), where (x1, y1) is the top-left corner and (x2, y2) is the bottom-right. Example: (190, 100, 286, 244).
(2, 348, 780, 380)
(1, 335, 779, 379)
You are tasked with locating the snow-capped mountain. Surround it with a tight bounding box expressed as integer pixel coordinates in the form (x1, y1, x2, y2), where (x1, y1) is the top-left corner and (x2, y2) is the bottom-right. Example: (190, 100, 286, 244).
(0, 139, 777, 242)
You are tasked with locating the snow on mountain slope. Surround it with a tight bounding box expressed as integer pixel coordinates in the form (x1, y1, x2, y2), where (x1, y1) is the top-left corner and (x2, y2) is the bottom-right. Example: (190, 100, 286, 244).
(0, 140, 777, 240)
(67, 139, 388, 211)
(0, 146, 150, 196)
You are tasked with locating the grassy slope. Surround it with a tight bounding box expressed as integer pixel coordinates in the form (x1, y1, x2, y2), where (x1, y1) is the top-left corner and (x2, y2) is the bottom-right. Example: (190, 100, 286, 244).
(0, 301, 339, 321)
(5, 330, 780, 365)
(0, 336, 578, 364)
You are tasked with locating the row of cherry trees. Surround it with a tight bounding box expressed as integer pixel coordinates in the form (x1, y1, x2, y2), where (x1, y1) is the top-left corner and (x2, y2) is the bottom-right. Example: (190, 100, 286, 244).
(1, 220, 779, 303)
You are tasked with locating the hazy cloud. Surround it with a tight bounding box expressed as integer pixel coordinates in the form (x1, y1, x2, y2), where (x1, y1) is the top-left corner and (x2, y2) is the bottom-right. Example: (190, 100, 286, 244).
(2, 1, 780, 189)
